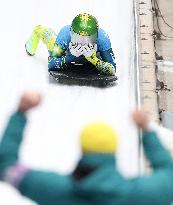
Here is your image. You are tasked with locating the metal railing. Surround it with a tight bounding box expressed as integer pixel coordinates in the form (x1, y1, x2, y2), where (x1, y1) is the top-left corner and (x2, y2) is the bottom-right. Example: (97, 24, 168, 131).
(133, 0, 145, 174)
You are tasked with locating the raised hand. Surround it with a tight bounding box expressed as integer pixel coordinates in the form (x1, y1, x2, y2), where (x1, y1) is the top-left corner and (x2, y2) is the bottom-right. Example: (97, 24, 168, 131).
(132, 110, 149, 131)
(18, 91, 42, 112)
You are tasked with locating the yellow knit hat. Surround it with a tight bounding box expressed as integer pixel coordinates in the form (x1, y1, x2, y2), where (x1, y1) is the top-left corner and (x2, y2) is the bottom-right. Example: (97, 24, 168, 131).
(80, 122, 118, 153)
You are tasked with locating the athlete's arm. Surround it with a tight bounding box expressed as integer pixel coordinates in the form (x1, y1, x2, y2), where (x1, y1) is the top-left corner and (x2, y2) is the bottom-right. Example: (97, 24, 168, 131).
(85, 49, 116, 75)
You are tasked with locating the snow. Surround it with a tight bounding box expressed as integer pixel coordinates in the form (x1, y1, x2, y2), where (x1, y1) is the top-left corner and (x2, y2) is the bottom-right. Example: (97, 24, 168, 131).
(0, 0, 138, 204)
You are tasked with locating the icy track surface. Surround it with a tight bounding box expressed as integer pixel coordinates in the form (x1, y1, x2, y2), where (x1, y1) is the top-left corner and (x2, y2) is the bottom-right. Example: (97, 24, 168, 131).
(0, 0, 138, 204)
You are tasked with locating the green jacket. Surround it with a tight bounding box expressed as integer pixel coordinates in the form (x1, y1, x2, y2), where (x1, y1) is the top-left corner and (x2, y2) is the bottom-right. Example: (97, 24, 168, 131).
(1, 112, 173, 205)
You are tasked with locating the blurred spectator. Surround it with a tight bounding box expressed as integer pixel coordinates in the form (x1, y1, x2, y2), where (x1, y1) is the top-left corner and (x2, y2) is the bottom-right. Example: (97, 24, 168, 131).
(0, 92, 173, 205)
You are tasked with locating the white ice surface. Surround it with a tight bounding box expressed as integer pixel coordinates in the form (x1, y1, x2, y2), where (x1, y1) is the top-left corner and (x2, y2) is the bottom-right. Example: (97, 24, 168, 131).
(0, 0, 138, 204)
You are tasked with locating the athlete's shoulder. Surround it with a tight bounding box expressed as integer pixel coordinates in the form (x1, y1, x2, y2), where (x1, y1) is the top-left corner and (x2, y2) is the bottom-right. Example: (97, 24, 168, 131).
(56, 25, 71, 49)
(98, 28, 111, 51)
(58, 25, 71, 34)
(98, 28, 110, 40)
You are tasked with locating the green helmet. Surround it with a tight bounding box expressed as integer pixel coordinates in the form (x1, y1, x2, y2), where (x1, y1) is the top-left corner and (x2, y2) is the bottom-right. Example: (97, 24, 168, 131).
(71, 13, 99, 36)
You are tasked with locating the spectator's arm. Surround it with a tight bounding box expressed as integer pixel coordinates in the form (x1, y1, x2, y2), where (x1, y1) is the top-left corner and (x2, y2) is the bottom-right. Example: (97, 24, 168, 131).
(0, 112, 27, 174)
(142, 129, 173, 169)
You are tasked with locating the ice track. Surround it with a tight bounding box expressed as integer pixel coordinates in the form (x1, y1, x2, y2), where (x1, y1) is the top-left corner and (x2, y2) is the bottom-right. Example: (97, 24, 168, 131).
(0, 0, 138, 204)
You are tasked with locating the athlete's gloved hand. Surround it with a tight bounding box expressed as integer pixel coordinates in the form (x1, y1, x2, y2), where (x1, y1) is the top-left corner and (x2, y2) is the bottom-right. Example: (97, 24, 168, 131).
(101, 62, 116, 75)
(83, 43, 96, 58)
(69, 42, 84, 57)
